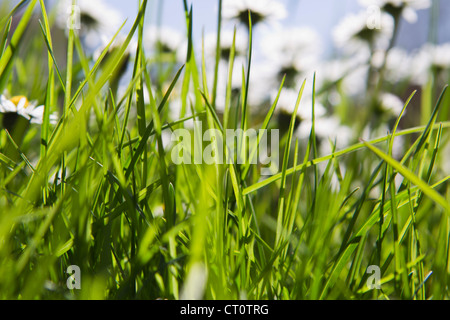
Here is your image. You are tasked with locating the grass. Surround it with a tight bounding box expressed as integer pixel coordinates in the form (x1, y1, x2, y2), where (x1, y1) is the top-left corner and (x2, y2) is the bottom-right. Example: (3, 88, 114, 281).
(0, 0, 449, 300)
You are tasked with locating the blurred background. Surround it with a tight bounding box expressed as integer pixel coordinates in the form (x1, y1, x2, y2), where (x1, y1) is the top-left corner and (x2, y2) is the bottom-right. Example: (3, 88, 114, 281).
(1, 0, 450, 147)
(2, 0, 450, 55)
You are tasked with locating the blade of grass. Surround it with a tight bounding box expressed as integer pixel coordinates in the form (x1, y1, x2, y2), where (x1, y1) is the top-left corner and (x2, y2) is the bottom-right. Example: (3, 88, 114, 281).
(0, 0, 38, 91)
(125, 64, 184, 180)
(5, 129, 35, 173)
(240, 10, 252, 133)
(223, 27, 237, 131)
(0, 0, 28, 27)
(241, 75, 285, 180)
(275, 80, 306, 247)
(414, 85, 447, 157)
(362, 140, 450, 213)
(0, 17, 12, 59)
(243, 121, 450, 195)
(38, 0, 55, 204)
(211, 0, 222, 110)
(38, 21, 65, 93)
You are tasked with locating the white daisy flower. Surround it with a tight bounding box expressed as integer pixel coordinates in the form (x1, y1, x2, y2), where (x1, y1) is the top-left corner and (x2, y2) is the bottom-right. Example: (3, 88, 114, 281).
(167, 93, 196, 128)
(342, 64, 370, 97)
(210, 57, 273, 112)
(223, 0, 287, 29)
(297, 115, 354, 155)
(317, 55, 365, 86)
(313, 53, 369, 97)
(208, 58, 245, 112)
(0, 95, 57, 125)
(426, 43, 450, 69)
(383, 47, 415, 84)
(56, 0, 123, 49)
(261, 27, 321, 62)
(247, 61, 283, 108)
(93, 34, 137, 83)
(261, 27, 322, 88)
(273, 87, 326, 121)
(410, 43, 450, 85)
(333, 10, 394, 53)
(361, 122, 405, 159)
(144, 25, 187, 62)
(379, 92, 405, 116)
(94, 34, 138, 60)
(359, 0, 431, 23)
(203, 29, 248, 62)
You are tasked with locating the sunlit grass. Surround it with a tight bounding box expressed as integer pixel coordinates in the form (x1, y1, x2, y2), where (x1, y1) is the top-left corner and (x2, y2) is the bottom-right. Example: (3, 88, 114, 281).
(0, 0, 449, 300)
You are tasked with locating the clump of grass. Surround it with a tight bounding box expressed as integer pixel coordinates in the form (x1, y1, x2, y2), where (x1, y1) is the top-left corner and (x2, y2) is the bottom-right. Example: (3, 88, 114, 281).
(0, 0, 449, 300)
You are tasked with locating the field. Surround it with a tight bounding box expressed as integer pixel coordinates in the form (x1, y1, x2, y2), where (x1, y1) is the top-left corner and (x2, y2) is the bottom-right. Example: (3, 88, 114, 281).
(0, 0, 449, 300)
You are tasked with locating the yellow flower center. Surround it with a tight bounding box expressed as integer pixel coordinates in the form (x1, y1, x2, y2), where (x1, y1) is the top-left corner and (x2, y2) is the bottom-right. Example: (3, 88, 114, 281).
(10, 95, 30, 108)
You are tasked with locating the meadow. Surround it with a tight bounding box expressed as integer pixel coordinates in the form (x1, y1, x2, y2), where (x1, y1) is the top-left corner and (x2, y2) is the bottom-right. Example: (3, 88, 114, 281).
(0, 0, 449, 300)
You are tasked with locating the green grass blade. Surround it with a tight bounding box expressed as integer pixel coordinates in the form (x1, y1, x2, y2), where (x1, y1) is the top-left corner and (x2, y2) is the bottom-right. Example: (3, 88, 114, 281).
(362, 140, 450, 213)
(275, 80, 306, 246)
(241, 75, 285, 180)
(0, 17, 12, 60)
(38, 21, 65, 93)
(0, 0, 28, 28)
(240, 10, 253, 132)
(211, 0, 222, 110)
(124, 64, 184, 181)
(243, 122, 450, 195)
(0, 0, 38, 91)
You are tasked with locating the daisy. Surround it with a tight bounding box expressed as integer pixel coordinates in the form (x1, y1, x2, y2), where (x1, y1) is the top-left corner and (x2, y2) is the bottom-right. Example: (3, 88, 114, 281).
(262, 27, 321, 62)
(274, 87, 326, 121)
(342, 64, 370, 97)
(333, 10, 394, 53)
(210, 56, 277, 112)
(273, 83, 329, 135)
(167, 93, 197, 128)
(317, 55, 366, 88)
(379, 92, 405, 116)
(0, 95, 57, 126)
(223, 0, 287, 29)
(144, 25, 187, 62)
(261, 27, 322, 88)
(247, 61, 281, 108)
(411, 43, 450, 85)
(94, 34, 138, 60)
(207, 58, 244, 112)
(383, 47, 415, 84)
(361, 122, 405, 159)
(426, 43, 450, 70)
(297, 115, 355, 155)
(359, 0, 431, 23)
(203, 29, 248, 62)
(93, 34, 137, 85)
